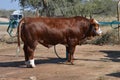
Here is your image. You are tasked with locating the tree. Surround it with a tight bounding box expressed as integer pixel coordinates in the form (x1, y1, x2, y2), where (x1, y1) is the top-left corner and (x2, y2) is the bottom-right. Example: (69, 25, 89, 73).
(12, 0, 47, 16)
(92, 0, 117, 15)
(12, 0, 118, 17)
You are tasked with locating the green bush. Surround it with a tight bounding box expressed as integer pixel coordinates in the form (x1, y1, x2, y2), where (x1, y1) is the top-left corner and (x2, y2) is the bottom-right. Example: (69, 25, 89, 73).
(91, 29, 120, 45)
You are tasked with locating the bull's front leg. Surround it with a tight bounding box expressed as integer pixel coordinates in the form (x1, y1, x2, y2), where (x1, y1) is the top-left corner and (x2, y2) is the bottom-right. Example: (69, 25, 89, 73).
(23, 44, 36, 68)
(66, 45, 76, 65)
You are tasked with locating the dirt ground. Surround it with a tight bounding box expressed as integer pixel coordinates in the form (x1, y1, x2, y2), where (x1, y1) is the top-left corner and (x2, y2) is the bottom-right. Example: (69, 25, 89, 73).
(0, 26, 120, 80)
(0, 18, 9, 22)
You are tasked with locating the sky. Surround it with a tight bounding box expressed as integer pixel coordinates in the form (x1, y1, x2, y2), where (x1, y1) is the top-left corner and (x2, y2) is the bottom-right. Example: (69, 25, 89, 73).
(0, 0, 20, 10)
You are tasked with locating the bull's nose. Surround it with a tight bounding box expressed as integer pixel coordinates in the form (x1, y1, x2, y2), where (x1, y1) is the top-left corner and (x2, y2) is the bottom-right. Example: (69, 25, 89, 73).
(98, 32, 102, 36)
(97, 28, 102, 36)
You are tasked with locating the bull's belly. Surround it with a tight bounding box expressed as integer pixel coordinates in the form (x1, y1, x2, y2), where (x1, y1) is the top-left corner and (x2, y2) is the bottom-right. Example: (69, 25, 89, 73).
(38, 39, 67, 48)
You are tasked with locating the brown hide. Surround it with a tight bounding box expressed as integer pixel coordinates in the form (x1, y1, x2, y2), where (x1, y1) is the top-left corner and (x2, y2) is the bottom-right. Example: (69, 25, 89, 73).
(17, 16, 100, 66)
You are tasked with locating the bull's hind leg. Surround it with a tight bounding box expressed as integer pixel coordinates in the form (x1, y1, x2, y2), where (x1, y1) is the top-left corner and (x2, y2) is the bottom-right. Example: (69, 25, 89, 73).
(23, 44, 29, 62)
(23, 43, 37, 68)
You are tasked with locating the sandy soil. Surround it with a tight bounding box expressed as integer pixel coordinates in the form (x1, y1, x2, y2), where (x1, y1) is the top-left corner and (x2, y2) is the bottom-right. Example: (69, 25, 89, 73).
(0, 26, 120, 80)
(0, 18, 9, 22)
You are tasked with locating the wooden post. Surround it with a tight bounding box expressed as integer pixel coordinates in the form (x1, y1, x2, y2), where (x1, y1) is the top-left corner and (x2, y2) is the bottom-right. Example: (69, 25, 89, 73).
(35, 8, 40, 17)
(117, 0, 120, 42)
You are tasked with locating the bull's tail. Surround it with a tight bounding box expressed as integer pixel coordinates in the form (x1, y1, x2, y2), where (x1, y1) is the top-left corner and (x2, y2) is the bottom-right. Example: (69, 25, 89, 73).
(16, 18, 24, 56)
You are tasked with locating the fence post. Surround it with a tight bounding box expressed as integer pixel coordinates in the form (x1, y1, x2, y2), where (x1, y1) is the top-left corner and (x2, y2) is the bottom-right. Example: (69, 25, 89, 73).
(117, 0, 120, 42)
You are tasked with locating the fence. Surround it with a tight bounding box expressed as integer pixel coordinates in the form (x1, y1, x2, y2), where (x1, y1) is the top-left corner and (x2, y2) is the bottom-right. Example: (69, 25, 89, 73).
(0, 22, 9, 26)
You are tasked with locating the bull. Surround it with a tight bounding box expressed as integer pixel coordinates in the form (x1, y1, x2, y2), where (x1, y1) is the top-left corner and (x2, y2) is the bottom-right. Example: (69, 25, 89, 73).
(17, 16, 102, 68)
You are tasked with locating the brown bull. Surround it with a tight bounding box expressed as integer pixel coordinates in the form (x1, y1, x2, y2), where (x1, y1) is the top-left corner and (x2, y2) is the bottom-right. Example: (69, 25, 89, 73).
(17, 16, 102, 68)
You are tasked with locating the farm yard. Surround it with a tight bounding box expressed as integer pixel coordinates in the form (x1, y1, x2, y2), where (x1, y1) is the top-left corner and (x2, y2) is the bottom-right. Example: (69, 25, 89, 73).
(0, 0, 120, 79)
(0, 20, 120, 80)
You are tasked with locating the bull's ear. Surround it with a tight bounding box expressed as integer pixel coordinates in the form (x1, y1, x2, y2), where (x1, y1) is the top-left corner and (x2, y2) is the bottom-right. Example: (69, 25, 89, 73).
(89, 19, 94, 24)
(89, 19, 99, 25)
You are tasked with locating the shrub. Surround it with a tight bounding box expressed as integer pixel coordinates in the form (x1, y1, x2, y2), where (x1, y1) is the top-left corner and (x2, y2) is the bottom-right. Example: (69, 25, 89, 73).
(91, 29, 120, 45)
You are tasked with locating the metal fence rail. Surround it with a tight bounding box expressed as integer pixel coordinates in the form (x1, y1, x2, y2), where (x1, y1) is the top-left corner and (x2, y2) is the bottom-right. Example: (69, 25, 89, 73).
(0, 22, 9, 25)
(99, 21, 120, 26)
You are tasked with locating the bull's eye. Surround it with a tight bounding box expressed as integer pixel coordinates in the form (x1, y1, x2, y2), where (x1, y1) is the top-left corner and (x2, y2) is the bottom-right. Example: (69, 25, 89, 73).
(95, 25, 99, 30)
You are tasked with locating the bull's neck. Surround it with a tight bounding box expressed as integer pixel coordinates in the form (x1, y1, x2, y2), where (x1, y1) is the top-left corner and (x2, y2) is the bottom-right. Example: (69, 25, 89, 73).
(81, 24, 92, 40)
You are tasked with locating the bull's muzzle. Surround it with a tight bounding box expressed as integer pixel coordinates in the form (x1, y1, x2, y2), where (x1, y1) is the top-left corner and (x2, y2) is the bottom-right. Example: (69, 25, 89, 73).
(96, 28, 102, 36)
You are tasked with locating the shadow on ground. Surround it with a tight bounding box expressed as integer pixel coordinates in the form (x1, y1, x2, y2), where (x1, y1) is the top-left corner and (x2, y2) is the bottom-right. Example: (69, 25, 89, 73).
(106, 72, 120, 78)
(0, 50, 120, 68)
(100, 50, 120, 62)
(0, 57, 66, 68)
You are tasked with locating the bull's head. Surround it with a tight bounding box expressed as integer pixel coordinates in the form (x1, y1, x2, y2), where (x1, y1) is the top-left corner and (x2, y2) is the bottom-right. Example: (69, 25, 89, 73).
(89, 19, 102, 37)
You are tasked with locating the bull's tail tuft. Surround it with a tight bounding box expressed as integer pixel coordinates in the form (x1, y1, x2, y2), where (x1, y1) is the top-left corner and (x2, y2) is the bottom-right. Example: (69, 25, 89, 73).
(16, 46, 20, 57)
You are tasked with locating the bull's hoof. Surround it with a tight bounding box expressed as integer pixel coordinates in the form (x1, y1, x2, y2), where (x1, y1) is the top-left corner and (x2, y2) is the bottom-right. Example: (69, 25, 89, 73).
(64, 61, 74, 65)
(26, 64, 36, 68)
(25, 59, 36, 68)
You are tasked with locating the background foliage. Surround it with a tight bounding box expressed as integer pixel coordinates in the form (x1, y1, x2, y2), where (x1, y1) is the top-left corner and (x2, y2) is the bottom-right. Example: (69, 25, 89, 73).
(11, 0, 118, 17)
